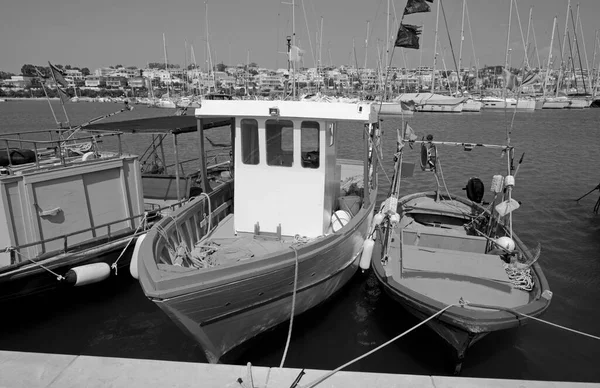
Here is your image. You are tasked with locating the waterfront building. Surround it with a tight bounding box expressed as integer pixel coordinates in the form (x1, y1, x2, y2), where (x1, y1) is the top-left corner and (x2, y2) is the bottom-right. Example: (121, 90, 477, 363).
(105, 76, 128, 89)
(84, 76, 106, 88)
(3, 76, 33, 88)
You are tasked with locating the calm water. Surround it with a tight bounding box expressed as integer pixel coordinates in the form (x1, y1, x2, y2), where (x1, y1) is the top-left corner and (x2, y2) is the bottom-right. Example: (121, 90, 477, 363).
(0, 100, 599, 382)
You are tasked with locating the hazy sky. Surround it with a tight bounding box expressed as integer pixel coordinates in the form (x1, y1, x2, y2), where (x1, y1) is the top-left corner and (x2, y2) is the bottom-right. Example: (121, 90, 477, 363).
(1, 0, 600, 73)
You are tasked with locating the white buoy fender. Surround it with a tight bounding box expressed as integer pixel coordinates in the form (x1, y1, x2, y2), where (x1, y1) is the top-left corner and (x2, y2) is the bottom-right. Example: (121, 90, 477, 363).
(64, 262, 110, 286)
(359, 238, 375, 271)
(495, 236, 516, 251)
(331, 210, 351, 232)
(373, 213, 385, 226)
(81, 152, 98, 162)
(129, 233, 146, 280)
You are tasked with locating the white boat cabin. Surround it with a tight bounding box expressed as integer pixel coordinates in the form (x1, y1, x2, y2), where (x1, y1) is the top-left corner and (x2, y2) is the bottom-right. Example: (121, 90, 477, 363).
(195, 100, 376, 238)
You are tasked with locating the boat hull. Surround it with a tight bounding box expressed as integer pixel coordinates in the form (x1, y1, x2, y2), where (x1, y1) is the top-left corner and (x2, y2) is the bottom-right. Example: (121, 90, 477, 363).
(480, 98, 536, 111)
(139, 181, 377, 362)
(371, 192, 551, 371)
(157, 250, 360, 363)
(567, 98, 591, 109)
(542, 100, 570, 109)
(461, 99, 482, 112)
(0, 234, 138, 301)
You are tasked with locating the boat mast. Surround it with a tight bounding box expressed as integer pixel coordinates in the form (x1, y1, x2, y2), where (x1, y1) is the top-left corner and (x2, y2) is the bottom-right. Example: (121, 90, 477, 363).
(569, 4, 585, 94)
(502, 0, 513, 101)
(457, 0, 466, 95)
(592, 30, 599, 98)
(363, 20, 369, 97)
(557, 0, 571, 97)
(575, 6, 592, 94)
(163, 33, 170, 99)
(543, 16, 557, 100)
(431, 0, 440, 93)
(205, 2, 216, 93)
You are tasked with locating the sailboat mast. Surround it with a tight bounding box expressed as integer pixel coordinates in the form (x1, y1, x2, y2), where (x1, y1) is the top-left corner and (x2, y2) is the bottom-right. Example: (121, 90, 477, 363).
(431, 0, 440, 93)
(592, 30, 599, 98)
(570, 4, 586, 94)
(503, 0, 513, 101)
(576, 7, 592, 94)
(363, 20, 369, 96)
(163, 33, 169, 98)
(557, 0, 571, 97)
(205, 1, 216, 92)
(457, 0, 466, 94)
(543, 16, 557, 99)
(291, 0, 296, 99)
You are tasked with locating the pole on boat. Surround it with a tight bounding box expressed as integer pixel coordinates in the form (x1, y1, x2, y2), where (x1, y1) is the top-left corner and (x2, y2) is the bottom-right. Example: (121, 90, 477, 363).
(173, 132, 181, 201)
(197, 118, 211, 195)
(363, 123, 371, 208)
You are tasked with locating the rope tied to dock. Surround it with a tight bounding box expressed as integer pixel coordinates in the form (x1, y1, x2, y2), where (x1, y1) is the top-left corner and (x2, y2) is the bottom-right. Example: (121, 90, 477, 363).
(300, 303, 456, 388)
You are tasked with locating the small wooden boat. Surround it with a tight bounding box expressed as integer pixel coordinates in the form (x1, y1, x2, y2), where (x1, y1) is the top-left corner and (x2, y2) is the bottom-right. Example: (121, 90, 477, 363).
(136, 100, 381, 363)
(0, 130, 146, 301)
(371, 126, 552, 374)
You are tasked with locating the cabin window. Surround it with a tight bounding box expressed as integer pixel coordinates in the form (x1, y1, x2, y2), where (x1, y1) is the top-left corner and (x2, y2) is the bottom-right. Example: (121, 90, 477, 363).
(266, 120, 294, 167)
(241, 119, 259, 165)
(301, 121, 320, 169)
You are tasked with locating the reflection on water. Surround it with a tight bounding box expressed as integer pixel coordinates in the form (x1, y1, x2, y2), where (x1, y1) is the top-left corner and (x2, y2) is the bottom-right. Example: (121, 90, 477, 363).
(0, 102, 599, 382)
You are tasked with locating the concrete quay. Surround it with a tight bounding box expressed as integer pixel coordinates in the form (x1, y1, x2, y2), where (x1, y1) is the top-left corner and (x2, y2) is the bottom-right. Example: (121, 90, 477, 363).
(0, 350, 598, 388)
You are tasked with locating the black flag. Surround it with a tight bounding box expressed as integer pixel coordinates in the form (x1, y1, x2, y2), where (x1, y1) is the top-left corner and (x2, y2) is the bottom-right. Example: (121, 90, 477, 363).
(403, 0, 433, 15)
(394, 24, 422, 49)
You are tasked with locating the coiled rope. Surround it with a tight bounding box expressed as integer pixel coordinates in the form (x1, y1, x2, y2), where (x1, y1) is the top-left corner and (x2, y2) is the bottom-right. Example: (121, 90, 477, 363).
(301, 303, 456, 388)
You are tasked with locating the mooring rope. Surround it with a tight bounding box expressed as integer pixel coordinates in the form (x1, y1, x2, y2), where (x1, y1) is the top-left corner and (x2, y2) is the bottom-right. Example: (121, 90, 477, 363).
(9, 249, 65, 281)
(111, 213, 148, 275)
(301, 303, 456, 388)
(279, 245, 300, 368)
(462, 300, 600, 341)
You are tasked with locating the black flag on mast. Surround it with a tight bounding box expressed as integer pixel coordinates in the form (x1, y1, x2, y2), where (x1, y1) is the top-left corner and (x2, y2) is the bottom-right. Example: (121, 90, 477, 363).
(394, 24, 422, 49)
(403, 0, 433, 16)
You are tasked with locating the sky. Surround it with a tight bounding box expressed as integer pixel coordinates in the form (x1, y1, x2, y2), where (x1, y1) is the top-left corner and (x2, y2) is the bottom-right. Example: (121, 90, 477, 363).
(1, 0, 600, 74)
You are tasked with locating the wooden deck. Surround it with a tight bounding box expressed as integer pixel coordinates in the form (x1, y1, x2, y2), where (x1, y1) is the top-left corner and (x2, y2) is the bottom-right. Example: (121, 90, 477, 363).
(388, 208, 531, 310)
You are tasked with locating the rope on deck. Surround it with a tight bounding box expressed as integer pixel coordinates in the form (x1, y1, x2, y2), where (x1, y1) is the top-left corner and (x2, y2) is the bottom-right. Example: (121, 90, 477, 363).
(300, 303, 456, 388)
(9, 249, 65, 281)
(461, 299, 600, 341)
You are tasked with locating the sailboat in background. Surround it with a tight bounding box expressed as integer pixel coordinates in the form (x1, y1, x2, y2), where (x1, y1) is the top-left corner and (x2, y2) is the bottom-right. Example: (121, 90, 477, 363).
(156, 33, 177, 109)
(397, 0, 464, 113)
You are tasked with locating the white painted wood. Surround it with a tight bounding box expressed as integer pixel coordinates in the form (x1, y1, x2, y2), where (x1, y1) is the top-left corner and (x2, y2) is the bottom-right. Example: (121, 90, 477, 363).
(195, 100, 377, 122)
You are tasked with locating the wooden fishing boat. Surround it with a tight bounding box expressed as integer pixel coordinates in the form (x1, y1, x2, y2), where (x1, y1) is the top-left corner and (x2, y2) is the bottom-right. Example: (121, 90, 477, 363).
(0, 129, 146, 301)
(371, 126, 552, 374)
(136, 99, 381, 363)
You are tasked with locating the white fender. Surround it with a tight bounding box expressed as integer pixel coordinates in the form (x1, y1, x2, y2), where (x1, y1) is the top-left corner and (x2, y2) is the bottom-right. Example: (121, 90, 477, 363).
(359, 238, 375, 271)
(64, 262, 111, 286)
(129, 233, 147, 280)
(82, 152, 98, 161)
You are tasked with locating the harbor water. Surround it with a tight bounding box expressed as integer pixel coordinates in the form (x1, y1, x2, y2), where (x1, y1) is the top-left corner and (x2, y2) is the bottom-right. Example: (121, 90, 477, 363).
(0, 101, 599, 382)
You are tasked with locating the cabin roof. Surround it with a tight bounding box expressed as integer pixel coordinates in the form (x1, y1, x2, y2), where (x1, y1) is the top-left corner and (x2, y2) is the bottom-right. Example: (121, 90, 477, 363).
(83, 115, 230, 135)
(195, 100, 377, 122)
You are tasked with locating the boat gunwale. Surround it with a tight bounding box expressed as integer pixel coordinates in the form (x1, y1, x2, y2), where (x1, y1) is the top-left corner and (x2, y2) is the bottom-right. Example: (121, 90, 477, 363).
(373, 191, 551, 331)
